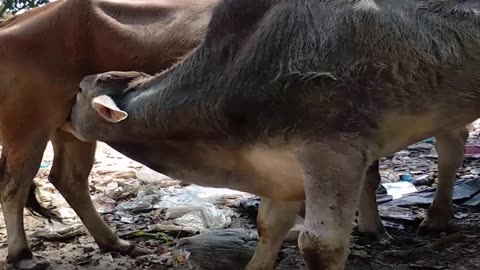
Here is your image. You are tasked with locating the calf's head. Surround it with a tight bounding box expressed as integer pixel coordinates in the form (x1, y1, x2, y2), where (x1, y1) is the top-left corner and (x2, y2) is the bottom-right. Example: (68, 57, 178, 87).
(64, 0, 294, 142)
(63, 71, 150, 141)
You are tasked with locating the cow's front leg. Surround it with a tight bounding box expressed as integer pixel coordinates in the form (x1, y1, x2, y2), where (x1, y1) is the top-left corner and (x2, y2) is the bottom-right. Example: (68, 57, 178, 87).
(49, 130, 152, 256)
(298, 141, 370, 270)
(245, 198, 302, 270)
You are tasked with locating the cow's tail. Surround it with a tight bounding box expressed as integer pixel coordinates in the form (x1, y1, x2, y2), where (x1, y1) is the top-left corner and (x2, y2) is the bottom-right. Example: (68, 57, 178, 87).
(26, 182, 63, 222)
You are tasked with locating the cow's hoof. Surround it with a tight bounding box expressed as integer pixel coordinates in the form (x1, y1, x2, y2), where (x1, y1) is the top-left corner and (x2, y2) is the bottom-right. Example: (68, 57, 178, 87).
(11, 255, 50, 270)
(358, 230, 393, 244)
(102, 239, 153, 257)
(417, 219, 458, 236)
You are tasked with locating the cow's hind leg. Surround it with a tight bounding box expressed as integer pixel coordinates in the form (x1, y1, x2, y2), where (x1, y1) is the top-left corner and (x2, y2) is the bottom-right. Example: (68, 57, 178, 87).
(298, 141, 370, 269)
(245, 198, 302, 270)
(357, 160, 391, 243)
(0, 132, 50, 270)
(48, 130, 152, 256)
(418, 127, 468, 235)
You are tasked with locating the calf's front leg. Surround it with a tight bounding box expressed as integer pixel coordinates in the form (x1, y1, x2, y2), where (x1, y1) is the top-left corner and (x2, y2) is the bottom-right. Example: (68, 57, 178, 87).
(298, 141, 370, 270)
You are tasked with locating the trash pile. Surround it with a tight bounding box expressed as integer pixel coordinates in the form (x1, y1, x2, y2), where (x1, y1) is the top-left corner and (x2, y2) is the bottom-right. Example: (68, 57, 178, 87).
(32, 165, 253, 240)
(0, 143, 258, 269)
(372, 134, 480, 230)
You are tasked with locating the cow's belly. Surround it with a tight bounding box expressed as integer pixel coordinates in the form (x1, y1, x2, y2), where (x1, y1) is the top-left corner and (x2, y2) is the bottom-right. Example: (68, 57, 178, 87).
(176, 144, 307, 201)
(239, 146, 306, 201)
(376, 110, 477, 157)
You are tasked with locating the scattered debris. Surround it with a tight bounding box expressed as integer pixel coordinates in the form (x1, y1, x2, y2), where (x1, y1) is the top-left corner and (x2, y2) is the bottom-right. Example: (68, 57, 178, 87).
(463, 192, 480, 208)
(236, 197, 261, 219)
(136, 166, 181, 187)
(106, 181, 140, 201)
(120, 230, 174, 246)
(383, 178, 480, 208)
(465, 144, 480, 158)
(30, 223, 86, 241)
(151, 224, 201, 235)
(39, 161, 52, 169)
(155, 185, 250, 232)
(174, 229, 256, 270)
(172, 249, 193, 269)
(381, 182, 418, 200)
(93, 195, 116, 214)
(116, 186, 162, 214)
(378, 205, 427, 226)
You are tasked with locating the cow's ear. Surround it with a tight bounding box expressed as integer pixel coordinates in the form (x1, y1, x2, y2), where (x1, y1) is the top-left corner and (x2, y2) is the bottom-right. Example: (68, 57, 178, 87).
(91, 95, 128, 123)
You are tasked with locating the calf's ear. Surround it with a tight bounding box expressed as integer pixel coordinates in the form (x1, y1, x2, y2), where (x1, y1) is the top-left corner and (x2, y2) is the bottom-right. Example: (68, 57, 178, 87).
(91, 95, 128, 123)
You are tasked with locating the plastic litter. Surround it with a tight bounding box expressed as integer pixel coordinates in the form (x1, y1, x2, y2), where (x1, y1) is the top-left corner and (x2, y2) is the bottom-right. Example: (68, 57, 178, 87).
(383, 178, 480, 208)
(136, 166, 180, 187)
(411, 175, 433, 186)
(172, 205, 232, 232)
(379, 170, 399, 183)
(470, 168, 480, 175)
(237, 197, 261, 219)
(31, 223, 85, 241)
(120, 215, 136, 224)
(39, 161, 52, 169)
(376, 184, 388, 194)
(161, 185, 252, 205)
(154, 185, 249, 231)
(152, 224, 201, 235)
(399, 174, 414, 182)
(93, 195, 116, 214)
(105, 181, 139, 200)
(116, 196, 161, 213)
(462, 193, 480, 207)
(57, 207, 77, 219)
(381, 220, 405, 230)
(378, 205, 426, 223)
(376, 194, 393, 204)
(116, 186, 163, 213)
(423, 137, 436, 144)
(174, 229, 256, 270)
(465, 144, 480, 158)
(407, 143, 434, 150)
(381, 182, 417, 200)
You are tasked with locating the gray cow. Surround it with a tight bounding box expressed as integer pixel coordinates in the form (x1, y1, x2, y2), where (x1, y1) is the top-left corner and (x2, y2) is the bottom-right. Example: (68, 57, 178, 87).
(63, 0, 480, 269)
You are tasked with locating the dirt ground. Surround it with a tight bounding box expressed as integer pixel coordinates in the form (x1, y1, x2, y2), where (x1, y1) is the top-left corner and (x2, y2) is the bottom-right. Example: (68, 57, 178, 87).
(1, 125, 480, 269)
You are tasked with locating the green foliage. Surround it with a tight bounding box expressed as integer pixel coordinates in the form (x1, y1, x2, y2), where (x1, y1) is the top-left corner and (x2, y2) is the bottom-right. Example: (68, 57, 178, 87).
(1, 0, 50, 18)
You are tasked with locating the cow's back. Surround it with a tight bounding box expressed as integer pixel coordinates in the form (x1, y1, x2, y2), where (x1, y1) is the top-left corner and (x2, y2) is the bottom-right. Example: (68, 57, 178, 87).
(205, 0, 480, 138)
